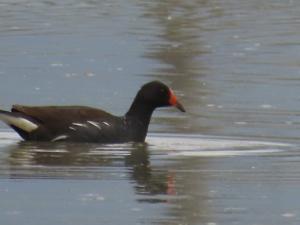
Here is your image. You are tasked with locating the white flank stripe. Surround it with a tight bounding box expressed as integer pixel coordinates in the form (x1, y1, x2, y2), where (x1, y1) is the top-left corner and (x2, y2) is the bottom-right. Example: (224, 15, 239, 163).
(69, 126, 77, 131)
(51, 135, 68, 142)
(72, 122, 87, 128)
(102, 122, 111, 127)
(87, 121, 101, 130)
(0, 114, 38, 132)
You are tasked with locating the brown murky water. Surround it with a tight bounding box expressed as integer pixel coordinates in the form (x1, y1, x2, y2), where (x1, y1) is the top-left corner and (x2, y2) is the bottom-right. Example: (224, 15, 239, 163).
(1, 0, 300, 225)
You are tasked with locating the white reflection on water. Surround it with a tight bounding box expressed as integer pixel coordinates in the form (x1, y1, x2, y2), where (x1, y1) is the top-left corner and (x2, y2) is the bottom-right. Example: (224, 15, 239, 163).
(0, 131, 300, 225)
(0, 131, 294, 158)
(147, 133, 293, 157)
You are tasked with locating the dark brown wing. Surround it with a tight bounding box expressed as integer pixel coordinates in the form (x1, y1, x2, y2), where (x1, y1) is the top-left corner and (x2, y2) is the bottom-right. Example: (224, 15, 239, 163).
(9, 105, 123, 142)
(11, 105, 114, 126)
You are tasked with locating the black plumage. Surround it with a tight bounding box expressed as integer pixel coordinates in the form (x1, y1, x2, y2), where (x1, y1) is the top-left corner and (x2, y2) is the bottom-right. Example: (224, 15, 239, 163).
(0, 81, 185, 143)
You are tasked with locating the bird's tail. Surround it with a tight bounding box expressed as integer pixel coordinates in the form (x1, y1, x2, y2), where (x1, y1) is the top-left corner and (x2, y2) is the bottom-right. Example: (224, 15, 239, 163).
(0, 109, 38, 132)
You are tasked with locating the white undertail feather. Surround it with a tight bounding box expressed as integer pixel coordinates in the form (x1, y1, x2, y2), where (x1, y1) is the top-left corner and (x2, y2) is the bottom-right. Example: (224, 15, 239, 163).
(0, 113, 38, 132)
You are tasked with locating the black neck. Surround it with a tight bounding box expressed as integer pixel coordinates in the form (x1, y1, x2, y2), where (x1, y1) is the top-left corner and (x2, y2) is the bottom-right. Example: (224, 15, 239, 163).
(125, 99, 156, 141)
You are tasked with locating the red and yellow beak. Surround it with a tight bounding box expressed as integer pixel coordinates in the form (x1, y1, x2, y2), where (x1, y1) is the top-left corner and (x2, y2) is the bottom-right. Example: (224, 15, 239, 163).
(169, 89, 186, 112)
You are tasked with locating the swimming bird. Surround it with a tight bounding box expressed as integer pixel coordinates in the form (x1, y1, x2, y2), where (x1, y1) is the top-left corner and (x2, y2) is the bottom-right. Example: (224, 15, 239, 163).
(0, 81, 185, 143)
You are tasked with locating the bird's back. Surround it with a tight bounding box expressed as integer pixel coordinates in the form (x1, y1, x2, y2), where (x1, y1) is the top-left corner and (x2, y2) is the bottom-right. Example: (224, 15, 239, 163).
(10, 105, 125, 142)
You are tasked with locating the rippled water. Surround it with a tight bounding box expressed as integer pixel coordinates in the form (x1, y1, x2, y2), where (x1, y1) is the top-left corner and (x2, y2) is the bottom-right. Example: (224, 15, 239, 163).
(1, 0, 300, 225)
(1, 132, 300, 225)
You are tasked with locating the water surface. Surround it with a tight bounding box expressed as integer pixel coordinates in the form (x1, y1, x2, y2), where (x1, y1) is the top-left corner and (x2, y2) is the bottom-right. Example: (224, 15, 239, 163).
(1, 0, 300, 224)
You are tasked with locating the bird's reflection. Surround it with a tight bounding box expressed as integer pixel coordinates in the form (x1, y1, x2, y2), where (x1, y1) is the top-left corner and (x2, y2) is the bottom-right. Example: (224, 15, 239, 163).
(126, 145, 176, 202)
(8, 141, 114, 166)
(6, 141, 175, 199)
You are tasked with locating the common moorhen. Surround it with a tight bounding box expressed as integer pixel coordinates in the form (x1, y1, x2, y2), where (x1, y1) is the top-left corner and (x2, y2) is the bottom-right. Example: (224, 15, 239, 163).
(0, 81, 185, 143)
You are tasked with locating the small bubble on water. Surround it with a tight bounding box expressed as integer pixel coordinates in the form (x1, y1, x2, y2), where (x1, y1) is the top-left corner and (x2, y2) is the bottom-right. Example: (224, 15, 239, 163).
(244, 47, 255, 51)
(235, 121, 248, 125)
(80, 193, 105, 202)
(6, 210, 21, 216)
(88, 58, 96, 62)
(207, 104, 215, 108)
(10, 26, 21, 30)
(51, 63, 63, 67)
(260, 104, 273, 109)
(85, 72, 95, 77)
(282, 212, 296, 218)
(203, 44, 212, 49)
(233, 52, 245, 57)
(65, 73, 77, 78)
(131, 207, 142, 212)
(43, 22, 52, 27)
(171, 43, 181, 48)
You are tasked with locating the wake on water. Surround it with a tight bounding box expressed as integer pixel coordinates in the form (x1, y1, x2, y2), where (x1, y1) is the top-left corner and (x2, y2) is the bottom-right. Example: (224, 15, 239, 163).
(0, 131, 294, 157)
